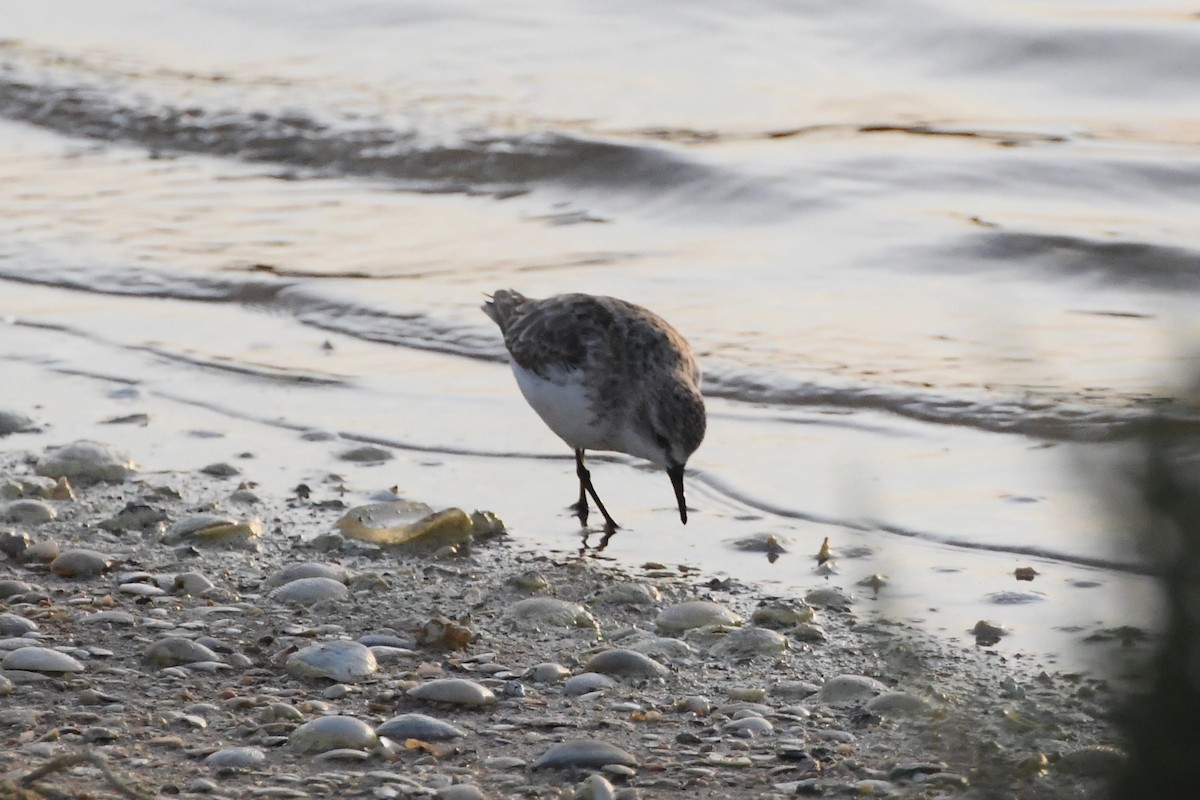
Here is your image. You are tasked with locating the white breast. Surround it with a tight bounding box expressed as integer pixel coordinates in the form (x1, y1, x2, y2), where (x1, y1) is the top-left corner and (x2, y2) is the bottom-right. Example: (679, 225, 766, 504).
(512, 364, 611, 451)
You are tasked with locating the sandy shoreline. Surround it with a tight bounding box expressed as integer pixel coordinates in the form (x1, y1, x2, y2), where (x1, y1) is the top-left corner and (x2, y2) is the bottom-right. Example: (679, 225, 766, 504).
(0, 402, 1133, 800)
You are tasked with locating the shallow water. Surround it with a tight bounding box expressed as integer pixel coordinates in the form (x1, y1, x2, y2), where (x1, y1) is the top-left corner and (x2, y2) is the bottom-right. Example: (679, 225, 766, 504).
(2, 0, 1197, 673)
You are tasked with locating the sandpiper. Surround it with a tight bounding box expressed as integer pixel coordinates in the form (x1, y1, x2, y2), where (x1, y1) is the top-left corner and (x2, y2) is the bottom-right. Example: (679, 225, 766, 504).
(483, 289, 706, 531)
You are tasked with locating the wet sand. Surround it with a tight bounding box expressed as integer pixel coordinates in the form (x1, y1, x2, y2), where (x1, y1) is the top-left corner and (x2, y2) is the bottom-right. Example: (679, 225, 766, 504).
(0, 390, 1132, 799)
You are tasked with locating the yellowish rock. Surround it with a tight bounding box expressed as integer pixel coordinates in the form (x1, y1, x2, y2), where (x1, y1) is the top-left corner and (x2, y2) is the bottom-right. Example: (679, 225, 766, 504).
(337, 502, 504, 549)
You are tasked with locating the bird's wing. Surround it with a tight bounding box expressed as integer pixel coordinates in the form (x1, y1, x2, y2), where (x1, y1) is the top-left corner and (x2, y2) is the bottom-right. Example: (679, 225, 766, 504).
(502, 294, 615, 376)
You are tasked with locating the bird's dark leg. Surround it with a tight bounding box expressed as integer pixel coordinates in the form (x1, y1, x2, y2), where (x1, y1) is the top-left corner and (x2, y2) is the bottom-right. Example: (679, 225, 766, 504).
(573, 449, 619, 532)
(570, 449, 590, 527)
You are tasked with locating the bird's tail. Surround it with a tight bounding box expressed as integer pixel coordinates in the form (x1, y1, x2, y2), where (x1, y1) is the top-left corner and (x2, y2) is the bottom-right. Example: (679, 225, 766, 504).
(481, 289, 528, 332)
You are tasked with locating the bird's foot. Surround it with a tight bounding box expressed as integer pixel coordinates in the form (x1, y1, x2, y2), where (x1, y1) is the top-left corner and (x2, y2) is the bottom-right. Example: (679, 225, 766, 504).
(568, 499, 589, 528)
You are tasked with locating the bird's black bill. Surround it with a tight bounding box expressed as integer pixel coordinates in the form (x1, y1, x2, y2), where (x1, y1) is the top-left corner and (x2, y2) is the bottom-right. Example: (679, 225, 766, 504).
(668, 463, 688, 524)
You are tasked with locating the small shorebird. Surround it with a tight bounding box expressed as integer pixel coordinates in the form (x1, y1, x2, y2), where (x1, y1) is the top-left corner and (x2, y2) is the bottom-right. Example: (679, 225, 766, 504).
(483, 290, 706, 532)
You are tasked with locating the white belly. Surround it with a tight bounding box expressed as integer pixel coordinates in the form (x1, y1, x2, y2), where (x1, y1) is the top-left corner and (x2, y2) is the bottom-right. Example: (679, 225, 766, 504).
(512, 364, 611, 451)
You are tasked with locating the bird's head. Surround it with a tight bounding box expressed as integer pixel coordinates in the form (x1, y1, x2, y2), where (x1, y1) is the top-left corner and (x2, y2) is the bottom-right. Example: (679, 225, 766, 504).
(626, 381, 707, 524)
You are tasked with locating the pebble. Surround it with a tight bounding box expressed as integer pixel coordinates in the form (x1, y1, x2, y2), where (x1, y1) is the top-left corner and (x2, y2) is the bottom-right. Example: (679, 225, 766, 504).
(2, 499, 56, 524)
(99, 503, 166, 531)
(792, 622, 827, 642)
(36, 440, 136, 483)
(973, 620, 1009, 645)
(865, 692, 932, 717)
(119, 582, 167, 597)
(0, 410, 35, 435)
(79, 610, 137, 626)
(50, 548, 114, 579)
(339, 445, 394, 462)
(509, 570, 551, 593)
(407, 678, 496, 707)
(369, 645, 415, 664)
(530, 662, 571, 683)
(287, 641, 378, 683)
(336, 500, 433, 539)
(358, 633, 416, 649)
(564, 672, 616, 696)
(856, 779, 896, 795)
(376, 713, 467, 741)
(676, 695, 712, 715)
(506, 597, 599, 631)
(2, 646, 85, 673)
(771, 681, 820, 699)
(594, 582, 660, 605)
(229, 488, 261, 504)
(532, 739, 639, 770)
(751, 601, 815, 628)
(0, 613, 37, 637)
(888, 762, 948, 780)
(175, 572, 216, 596)
(435, 785, 487, 800)
(857, 573, 889, 592)
(655, 601, 741, 633)
(722, 716, 774, 737)
(205, 746, 268, 769)
(0, 580, 37, 599)
(1056, 745, 1126, 777)
(263, 562, 350, 589)
(201, 462, 241, 477)
(313, 748, 372, 763)
(709, 626, 788, 657)
(0, 531, 31, 558)
(803, 587, 853, 609)
(987, 590, 1046, 605)
(1, 477, 55, 500)
(731, 532, 789, 554)
(144, 637, 223, 667)
(270, 577, 349, 605)
(164, 514, 262, 548)
(814, 675, 887, 704)
(289, 715, 379, 754)
(21, 540, 61, 563)
(624, 636, 695, 659)
(584, 649, 670, 680)
(583, 776, 623, 800)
